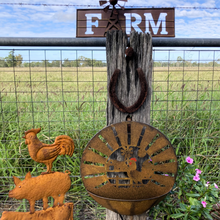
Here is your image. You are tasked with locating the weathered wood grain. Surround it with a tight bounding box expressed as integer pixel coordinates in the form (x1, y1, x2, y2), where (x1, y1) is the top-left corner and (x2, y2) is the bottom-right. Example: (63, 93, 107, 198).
(106, 30, 152, 125)
(106, 30, 152, 220)
(106, 209, 147, 220)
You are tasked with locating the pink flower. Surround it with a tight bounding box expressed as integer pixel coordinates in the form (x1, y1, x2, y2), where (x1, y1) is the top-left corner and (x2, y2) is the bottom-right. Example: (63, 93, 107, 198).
(186, 156, 193, 164)
(214, 183, 218, 189)
(201, 201, 207, 208)
(205, 182, 209, 187)
(148, 158, 152, 163)
(195, 169, 202, 175)
(193, 175, 200, 182)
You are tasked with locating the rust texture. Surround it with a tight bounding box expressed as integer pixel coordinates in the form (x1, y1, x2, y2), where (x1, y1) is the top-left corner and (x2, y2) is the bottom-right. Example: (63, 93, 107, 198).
(100, 0, 127, 14)
(23, 128, 75, 174)
(104, 14, 122, 35)
(101, 0, 127, 34)
(109, 68, 147, 113)
(81, 121, 178, 215)
(0, 203, 74, 220)
(109, 0, 119, 6)
(125, 47, 134, 60)
(9, 171, 71, 214)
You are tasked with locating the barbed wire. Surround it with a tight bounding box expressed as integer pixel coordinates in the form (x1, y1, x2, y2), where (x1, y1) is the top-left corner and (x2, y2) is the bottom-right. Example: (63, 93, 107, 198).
(0, 2, 220, 9)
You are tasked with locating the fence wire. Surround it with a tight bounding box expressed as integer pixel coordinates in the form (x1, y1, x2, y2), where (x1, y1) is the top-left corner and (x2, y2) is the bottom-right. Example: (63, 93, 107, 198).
(0, 47, 219, 219)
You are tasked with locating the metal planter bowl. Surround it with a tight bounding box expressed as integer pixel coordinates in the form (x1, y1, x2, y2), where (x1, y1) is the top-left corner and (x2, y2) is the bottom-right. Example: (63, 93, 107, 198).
(81, 121, 178, 215)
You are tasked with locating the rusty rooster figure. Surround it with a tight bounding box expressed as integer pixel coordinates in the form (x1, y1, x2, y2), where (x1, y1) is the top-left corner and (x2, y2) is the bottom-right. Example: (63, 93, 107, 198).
(23, 128, 74, 174)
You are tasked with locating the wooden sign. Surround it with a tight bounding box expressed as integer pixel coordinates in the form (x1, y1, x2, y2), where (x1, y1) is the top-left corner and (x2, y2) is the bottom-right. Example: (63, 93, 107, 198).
(76, 8, 175, 37)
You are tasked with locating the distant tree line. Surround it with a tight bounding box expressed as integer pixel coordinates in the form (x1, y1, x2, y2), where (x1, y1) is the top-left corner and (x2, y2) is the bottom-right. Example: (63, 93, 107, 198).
(0, 51, 23, 67)
(154, 56, 220, 67)
(1, 52, 220, 68)
(23, 56, 107, 68)
(0, 51, 107, 68)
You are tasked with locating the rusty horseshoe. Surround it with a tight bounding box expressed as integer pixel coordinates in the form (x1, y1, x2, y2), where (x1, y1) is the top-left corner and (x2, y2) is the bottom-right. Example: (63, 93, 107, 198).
(109, 68, 148, 113)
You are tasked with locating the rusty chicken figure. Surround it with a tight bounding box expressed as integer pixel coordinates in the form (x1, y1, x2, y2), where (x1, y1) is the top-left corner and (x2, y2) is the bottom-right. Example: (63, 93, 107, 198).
(23, 128, 74, 174)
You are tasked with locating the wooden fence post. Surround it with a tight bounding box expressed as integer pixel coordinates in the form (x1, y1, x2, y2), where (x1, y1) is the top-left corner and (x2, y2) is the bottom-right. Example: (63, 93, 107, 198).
(106, 30, 152, 220)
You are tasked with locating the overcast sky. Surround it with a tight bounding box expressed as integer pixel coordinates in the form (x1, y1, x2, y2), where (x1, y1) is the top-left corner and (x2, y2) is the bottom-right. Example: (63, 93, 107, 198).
(0, 0, 220, 38)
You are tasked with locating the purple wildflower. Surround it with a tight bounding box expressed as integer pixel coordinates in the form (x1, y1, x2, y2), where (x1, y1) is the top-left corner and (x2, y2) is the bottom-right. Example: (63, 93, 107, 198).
(186, 156, 193, 164)
(201, 201, 207, 208)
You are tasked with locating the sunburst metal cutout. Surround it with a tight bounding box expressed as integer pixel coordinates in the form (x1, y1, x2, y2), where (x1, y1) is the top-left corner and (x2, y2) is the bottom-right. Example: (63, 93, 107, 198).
(81, 121, 178, 215)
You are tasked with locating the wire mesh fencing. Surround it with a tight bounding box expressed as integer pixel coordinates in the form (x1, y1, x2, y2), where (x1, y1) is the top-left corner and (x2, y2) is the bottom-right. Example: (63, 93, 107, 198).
(0, 47, 219, 219)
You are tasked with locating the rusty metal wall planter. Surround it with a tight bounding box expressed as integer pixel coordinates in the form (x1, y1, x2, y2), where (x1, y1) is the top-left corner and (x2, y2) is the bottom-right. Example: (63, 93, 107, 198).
(80, 121, 178, 216)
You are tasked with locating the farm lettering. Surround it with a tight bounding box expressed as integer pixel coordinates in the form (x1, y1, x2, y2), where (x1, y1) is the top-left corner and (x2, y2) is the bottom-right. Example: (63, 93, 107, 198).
(85, 14, 102, 34)
(124, 13, 168, 35)
(77, 8, 175, 37)
(85, 12, 168, 35)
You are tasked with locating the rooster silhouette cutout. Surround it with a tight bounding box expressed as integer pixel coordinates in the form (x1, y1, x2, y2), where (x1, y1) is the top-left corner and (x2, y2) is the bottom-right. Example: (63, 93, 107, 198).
(23, 128, 74, 174)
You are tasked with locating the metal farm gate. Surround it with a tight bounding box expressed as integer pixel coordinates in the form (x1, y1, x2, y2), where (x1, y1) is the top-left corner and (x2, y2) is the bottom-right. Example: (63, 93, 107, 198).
(0, 38, 220, 219)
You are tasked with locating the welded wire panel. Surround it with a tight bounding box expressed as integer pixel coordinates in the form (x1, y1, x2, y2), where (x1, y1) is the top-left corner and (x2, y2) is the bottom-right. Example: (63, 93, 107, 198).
(0, 47, 220, 219)
(0, 48, 107, 219)
(151, 48, 220, 185)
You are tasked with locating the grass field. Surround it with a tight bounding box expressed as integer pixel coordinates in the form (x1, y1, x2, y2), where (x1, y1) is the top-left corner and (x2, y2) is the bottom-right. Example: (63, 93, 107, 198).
(0, 66, 220, 219)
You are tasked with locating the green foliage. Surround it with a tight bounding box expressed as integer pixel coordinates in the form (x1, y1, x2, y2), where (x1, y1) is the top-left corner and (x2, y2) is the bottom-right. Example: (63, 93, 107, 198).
(5, 51, 16, 67)
(0, 65, 219, 219)
(62, 58, 78, 67)
(0, 51, 23, 67)
(150, 157, 220, 219)
(23, 56, 107, 67)
(1, 51, 107, 68)
(0, 57, 7, 67)
(153, 56, 220, 68)
(61, 56, 106, 67)
(15, 54, 23, 67)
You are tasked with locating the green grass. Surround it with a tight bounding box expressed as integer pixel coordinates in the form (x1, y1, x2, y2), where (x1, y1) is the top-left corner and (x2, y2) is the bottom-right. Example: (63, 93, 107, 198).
(0, 66, 220, 219)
